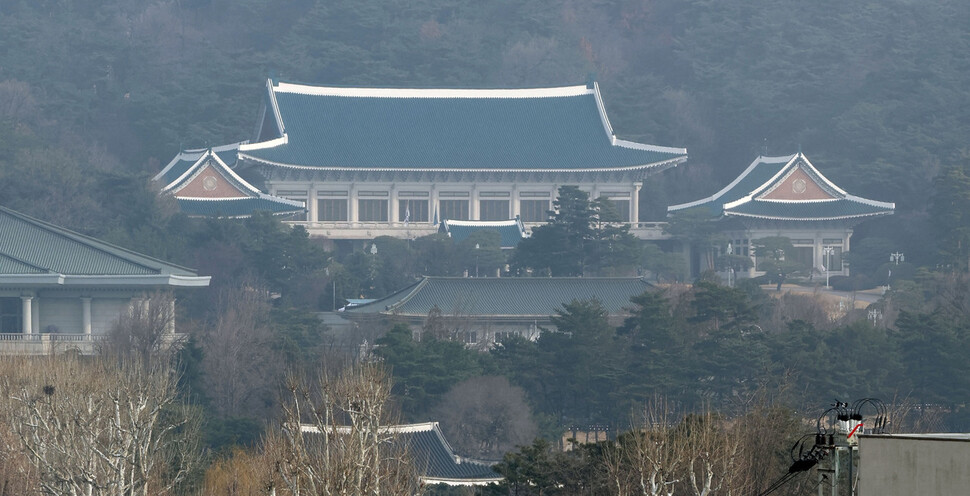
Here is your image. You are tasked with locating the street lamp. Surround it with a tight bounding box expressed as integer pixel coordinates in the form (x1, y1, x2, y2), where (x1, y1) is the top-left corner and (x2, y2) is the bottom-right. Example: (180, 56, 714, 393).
(822, 246, 835, 288)
(888, 252, 904, 290)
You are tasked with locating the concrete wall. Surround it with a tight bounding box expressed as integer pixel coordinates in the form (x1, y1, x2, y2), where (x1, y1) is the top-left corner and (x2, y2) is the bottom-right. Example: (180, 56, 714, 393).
(859, 434, 970, 496)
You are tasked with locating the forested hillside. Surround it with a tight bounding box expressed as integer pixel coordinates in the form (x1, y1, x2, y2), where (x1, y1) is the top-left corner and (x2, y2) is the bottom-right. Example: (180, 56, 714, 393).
(1, 0, 968, 260)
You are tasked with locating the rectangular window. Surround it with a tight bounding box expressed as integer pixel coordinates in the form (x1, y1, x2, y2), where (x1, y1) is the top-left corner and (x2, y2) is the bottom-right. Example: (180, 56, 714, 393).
(358, 199, 388, 222)
(606, 199, 630, 222)
(519, 200, 550, 222)
(318, 199, 348, 221)
(0, 297, 22, 333)
(399, 199, 429, 222)
(480, 200, 509, 221)
(439, 200, 469, 220)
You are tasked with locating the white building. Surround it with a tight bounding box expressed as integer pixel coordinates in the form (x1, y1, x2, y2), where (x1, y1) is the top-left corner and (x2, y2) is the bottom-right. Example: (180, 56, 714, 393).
(0, 206, 210, 354)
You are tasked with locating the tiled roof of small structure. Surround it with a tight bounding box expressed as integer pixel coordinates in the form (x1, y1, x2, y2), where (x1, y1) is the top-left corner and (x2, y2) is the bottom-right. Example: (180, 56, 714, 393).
(155, 142, 245, 185)
(156, 147, 305, 218)
(0, 206, 207, 286)
(175, 196, 305, 218)
(301, 422, 501, 485)
(348, 276, 652, 317)
(439, 218, 527, 249)
(667, 153, 894, 221)
(237, 79, 687, 172)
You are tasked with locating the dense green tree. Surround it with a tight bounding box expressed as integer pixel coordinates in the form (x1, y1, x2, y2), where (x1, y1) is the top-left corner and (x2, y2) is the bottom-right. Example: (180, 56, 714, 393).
(931, 157, 970, 270)
(513, 186, 641, 276)
(374, 324, 486, 419)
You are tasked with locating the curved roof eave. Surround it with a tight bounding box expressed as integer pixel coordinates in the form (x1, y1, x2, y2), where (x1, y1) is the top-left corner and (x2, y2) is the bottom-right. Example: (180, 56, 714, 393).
(236, 153, 687, 174)
(724, 211, 894, 222)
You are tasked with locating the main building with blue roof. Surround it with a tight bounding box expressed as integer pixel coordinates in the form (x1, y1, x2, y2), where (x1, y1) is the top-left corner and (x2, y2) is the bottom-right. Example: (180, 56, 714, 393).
(196, 78, 688, 239)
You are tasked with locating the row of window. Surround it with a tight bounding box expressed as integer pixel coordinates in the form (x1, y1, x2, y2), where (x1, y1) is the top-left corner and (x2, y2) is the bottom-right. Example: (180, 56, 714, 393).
(290, 198, 631, 223)
(0, 297, 22, 333)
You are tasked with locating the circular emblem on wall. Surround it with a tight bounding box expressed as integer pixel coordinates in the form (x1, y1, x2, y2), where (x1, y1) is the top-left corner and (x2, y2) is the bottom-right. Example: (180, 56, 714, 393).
(792, 178, 807, 194)
(202, 176, 218, 191)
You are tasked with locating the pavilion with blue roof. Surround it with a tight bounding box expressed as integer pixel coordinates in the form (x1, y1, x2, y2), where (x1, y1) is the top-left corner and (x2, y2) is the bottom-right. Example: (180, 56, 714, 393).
(438, 218, 528, 249)
(213, 78, 688, 240)
(154, 144, 305, 219)
(668, 152, 894, 278)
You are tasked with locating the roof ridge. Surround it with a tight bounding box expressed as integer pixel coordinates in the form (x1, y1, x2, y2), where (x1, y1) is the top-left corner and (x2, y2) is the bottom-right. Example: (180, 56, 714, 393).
(0, 206, 197, 276)
(0, 252, 52, 273)
(669, 154, 795, 212)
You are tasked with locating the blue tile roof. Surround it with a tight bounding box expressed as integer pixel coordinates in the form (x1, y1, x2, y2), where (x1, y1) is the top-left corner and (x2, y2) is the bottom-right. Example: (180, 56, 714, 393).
(726, 198, 893, 221)
(0, 206, 200, 277)
(349, 276, 652, 317)
(668, 153, 894, 221)
(238, 80, 687, 172)
(155, 142, 244, 185)
(302, 422, 500, 485)
(157, 147, 305, 219)
(176, 197, 305, 218)
(440, 219, 527, 249)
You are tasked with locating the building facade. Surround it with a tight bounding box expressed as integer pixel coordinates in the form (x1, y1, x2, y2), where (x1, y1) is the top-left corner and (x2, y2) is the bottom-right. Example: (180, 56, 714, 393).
(225, 79, 687, 240)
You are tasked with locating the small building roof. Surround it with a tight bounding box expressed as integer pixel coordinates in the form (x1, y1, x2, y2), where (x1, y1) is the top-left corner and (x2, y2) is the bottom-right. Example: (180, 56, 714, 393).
(348, 276, 652, 318)
(155, 147, 305, 219)
(439, 218, 528, 249)
(155, 142, 245, 185)
(301, 422, 501, 486)
(0, 206, 209, 287)
(668, 153, 894, 222)
(238, 79, 687, 173)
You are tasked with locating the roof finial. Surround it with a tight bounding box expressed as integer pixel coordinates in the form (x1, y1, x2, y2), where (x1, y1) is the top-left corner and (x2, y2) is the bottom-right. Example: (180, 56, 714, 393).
(269, 69, 279, 85)
(586, 72, 597, 89)
(798, 143, 802, 155)
(763, 138, 768, 157)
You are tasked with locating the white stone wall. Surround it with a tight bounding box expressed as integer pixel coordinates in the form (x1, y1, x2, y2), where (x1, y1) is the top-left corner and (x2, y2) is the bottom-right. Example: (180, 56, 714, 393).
(91, 298, 130, 335)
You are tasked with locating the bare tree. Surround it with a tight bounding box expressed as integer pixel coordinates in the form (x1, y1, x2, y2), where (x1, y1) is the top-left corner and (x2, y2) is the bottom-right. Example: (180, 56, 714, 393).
(605, 399, 683, 496)
(268, 363, 421, 495)
(99, 291, 179, 364)
(0, 355, 200, 496)
(679, 411, 741, 496)
(201, 282, 277, 417)
(432, 376, 537, 460)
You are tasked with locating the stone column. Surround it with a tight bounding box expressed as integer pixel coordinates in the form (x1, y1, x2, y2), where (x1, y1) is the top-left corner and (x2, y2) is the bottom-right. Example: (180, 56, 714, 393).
(349, 187, 358, 223)
(390, 187, 399, 226)
(167, 299, 176, 334)
(308, 185, 318, 222)
(20, 295, 32, 335)
(471, 187, 480, 220)
(631, 183, 641, 224)
(81, 297, 92, 336)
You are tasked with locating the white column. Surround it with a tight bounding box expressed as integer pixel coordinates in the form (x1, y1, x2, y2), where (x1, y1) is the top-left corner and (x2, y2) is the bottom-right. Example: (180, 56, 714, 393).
(471, 187, 480, 220)
(81, 297, 92, 335)
(814, 236, 824, 273)
(309, 184, 318, 222)
(631, 183, 641, 224)
(31, 297, 39, 334)
(512, 186, 520, 219)
(349, 187, 358, 223)
(167, 299, 176, 334)
(390, 187, 399, 225)
(21, 296, 32, 334)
